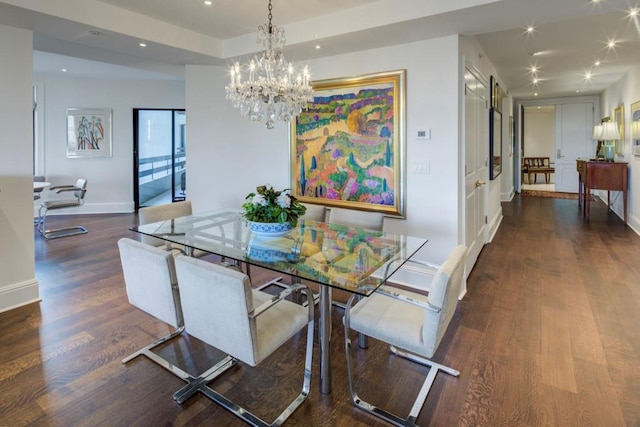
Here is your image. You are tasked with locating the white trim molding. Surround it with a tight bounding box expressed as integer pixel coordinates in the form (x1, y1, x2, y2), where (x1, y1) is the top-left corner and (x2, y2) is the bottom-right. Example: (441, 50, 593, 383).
(0, 279, 41, 314)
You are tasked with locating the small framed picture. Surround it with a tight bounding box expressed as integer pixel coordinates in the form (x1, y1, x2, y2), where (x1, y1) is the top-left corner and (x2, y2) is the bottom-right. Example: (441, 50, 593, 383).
(66, 108, 112, 158)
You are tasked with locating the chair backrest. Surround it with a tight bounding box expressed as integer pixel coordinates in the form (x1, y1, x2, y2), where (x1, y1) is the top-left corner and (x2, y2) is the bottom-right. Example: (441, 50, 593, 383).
(117, 238, 180, 327)
(328, 207, 384, 231)
(422, 245, 466, 357)
(74, 179, 88, 201)
(174, 255, 258, 365)
(301, 203, 327, 222)
(138, 201, 193, 246)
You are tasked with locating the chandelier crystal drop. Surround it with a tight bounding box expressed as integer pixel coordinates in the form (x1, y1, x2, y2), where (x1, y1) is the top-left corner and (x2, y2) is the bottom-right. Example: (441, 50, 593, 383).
(225, 0, 313, 129)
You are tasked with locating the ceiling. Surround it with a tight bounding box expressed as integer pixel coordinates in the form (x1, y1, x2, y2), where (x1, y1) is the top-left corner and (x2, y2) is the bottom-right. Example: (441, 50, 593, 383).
(2, 0, 639, 99)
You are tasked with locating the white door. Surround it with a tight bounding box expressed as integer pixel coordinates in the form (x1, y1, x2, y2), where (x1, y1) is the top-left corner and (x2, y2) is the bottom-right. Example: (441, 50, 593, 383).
(464, 67, 488, 276)
(554, 102, 594, 192)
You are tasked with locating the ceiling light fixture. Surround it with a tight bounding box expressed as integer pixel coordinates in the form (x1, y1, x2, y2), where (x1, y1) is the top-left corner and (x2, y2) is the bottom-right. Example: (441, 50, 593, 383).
(139, 42, 147, 47)
(594, 60, 601, 66)
(607, 39, 617, 49)
(526, 25, 535, 34)
(225, 0, 313, 129)
(585, 72, 592, 81)
(530, 65, 538, 73)
(204, 0, 212, 5)
(629, 8, 639, 17)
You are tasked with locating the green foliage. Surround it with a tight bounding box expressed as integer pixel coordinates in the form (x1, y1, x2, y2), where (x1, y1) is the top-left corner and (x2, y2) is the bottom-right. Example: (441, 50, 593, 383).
(242, 184, 307, 227)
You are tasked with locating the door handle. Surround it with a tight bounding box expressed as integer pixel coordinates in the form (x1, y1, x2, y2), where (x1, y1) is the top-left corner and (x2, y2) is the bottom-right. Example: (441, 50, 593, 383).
(475, 180, 485, 188)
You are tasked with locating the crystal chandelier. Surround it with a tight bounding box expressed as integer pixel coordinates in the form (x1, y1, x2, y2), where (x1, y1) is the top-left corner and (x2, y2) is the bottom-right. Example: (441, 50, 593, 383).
(225, 0, 313, 129)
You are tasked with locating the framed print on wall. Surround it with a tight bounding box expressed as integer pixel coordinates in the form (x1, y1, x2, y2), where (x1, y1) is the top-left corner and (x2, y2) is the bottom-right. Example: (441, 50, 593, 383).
(490, 107, 502, 180)
(290, 69, 406, 217)
(66, 108, 112, 158)
(613, 105, 624, 155)
(631, 100, 640, 156)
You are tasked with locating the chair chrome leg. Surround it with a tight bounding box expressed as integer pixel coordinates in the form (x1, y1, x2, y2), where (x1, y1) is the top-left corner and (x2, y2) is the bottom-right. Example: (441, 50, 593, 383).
(344, 304, 459, 426)
(180, 316, 315, 426)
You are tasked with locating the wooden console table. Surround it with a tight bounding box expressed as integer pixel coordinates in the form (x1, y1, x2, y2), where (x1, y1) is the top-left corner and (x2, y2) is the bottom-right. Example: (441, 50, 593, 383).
(577, 159, 628, 223)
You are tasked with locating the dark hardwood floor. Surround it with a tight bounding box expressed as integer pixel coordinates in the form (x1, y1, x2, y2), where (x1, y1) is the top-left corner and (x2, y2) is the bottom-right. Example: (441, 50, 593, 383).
(1, 195, 639, 426)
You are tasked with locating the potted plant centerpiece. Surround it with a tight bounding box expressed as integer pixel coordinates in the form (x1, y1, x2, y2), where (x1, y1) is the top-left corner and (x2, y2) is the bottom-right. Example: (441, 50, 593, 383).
(242, 185, 306, 237)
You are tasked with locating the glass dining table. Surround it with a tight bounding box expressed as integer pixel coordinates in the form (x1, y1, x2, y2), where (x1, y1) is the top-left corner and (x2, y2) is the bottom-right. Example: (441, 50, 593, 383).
(131, 208, 428, 394)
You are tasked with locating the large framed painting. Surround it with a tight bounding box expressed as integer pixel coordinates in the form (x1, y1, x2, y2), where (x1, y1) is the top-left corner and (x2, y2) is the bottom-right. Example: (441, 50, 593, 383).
(290, 69, 406, 217)
(66, 108, 112, 158)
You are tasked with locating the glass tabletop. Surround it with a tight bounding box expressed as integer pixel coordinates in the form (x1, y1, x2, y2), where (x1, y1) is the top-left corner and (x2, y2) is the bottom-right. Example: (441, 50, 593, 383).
(131, 208, 428, 296)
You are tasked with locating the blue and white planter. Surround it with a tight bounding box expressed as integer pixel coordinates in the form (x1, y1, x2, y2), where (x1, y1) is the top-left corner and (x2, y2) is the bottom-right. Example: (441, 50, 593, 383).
(247, 221, 292, 238)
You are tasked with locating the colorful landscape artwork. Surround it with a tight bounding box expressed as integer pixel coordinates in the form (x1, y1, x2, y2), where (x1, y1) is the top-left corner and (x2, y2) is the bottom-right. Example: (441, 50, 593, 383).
(290, 70, 405, 216)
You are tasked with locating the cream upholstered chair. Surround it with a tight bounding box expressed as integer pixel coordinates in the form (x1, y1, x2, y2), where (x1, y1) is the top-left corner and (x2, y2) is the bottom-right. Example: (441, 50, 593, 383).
(173, 255, 315, 426)
(343, 245, 466, 426)
(300, 202, 327, 222)
(327, 206, 384, 231)
(138, 201, 208, 258)
(118, 238, 185, 368)
(38, 178, 88, 239)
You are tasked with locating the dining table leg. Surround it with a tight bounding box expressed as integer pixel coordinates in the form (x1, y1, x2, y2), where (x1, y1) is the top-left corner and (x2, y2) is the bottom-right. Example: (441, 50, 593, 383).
(319, 284, 332, 394)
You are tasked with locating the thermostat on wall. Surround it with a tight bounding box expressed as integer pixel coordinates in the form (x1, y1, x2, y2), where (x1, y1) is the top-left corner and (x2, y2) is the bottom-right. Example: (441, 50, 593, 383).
(416, 129, 431, 140)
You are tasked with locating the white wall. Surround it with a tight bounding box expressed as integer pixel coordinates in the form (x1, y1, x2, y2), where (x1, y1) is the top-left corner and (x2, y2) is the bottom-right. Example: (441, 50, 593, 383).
(601, 64, 640, 233)
(34, 74, 185, 213)
(187, 35, 462, 262)
(0, 25, 38, 313)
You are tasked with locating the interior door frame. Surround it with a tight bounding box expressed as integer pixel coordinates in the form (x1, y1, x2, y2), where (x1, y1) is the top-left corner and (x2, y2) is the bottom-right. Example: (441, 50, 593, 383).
(133, 108, 186, 210)
(514, 95, 600, 193)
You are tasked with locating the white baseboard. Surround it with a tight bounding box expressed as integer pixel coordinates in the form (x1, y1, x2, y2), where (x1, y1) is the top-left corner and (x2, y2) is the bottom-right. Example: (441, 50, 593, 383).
(0, 279, 41, 314)
(34, 202, 135, 217)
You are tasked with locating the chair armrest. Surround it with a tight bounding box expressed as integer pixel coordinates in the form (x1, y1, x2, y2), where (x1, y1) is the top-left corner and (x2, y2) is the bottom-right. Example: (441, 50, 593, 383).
(250, 283, 315, 320)
(50, 185, 81, 194)
(374, 286, 441, 313)
(405, 258, 440, 271)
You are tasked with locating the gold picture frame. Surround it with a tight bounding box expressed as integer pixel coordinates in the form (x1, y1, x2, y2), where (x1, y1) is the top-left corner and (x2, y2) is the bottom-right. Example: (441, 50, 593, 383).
(290, 69, 406, 217)
(613, 105, 624, 155)
(631, 100, 640, 156)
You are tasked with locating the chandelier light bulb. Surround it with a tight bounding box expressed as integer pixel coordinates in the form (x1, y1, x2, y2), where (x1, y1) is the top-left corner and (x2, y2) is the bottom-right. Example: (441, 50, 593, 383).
(225, 0, 313, 129)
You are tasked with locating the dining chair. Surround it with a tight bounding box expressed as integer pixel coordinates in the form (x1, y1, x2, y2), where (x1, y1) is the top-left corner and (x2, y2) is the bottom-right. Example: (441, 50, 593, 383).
(37, 178, 88, 239)
(118, 238, 185, 369)
(138, 201, 211, 259)
(173, 254, 315, 426)
(343, 245, 466, 426)
(327, 207, 384, 309)
(327, 206, 384, 231)
(301, 202, 327, 222)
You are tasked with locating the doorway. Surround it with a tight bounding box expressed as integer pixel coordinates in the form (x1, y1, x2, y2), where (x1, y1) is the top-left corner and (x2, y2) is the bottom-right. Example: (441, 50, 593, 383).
(133, 109, 186, 209)
(521, 105, 556, 192)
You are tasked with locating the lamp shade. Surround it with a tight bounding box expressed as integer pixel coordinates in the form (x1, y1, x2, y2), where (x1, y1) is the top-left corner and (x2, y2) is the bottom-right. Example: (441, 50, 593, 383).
(632, 120, 640, 139)
(593, 124, 604, 140)
(600, 121, 621, 140)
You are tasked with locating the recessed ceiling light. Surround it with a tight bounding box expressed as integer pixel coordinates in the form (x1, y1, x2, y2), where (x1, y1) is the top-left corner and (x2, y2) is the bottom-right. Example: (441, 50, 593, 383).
(576, 90, 582, 93)
(204, 0, 212, 5)
(139, 42, 147, 47)
(533, 78, 539, 84)
(584, 72, 592, 81)
(534, 92, 539, 97)
(530, 66, 538, 73)
(61, 68, 67, 72)
(526, 25, 535, 33)
(594, 60, 601, 66)
(629, 8, 639, 17)
(315, 45, 321, 50)
(607, 39, 617, 49)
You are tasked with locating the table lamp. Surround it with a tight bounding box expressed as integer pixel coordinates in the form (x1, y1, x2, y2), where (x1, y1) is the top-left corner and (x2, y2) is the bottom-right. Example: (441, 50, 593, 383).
(600, 121, 620, 161)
